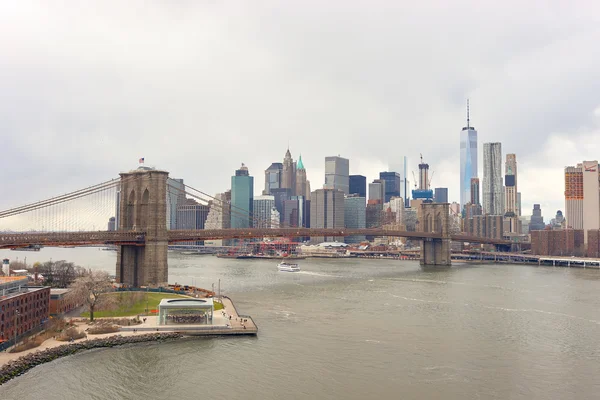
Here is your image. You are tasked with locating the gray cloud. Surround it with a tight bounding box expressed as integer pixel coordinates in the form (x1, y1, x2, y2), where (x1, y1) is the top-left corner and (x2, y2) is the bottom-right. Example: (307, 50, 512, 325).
(1, 0, 600, 224)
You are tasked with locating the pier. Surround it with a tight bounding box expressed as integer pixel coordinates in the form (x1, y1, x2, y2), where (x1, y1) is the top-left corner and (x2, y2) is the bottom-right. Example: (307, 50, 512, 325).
(453, 251, 600, 268)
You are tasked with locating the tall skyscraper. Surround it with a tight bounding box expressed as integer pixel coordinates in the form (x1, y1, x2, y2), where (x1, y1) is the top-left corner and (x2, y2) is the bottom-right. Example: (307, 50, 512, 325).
(388, 156, 410, 207)
(270, 188, 292, 225)
(582, 161, 600, 241)
(529, 204, 545, 231)
(177, 199, 210, 244)
(310, 188, 345, 242)
(281, 149, 296, 196)
(344, 195, 366, 244)
(460, 100, 478, 208)
(402, 156, 410, 207)
(564, 160, 600, 243)
(295, 155, 310, 198)
(419, 159, 429, 190)
(324, 156, 349, 195)
(483, 142, 503, 215)
(470, 178, 480, 205)
(412, 156, 433, 201)
(367, 179, 385, 230)
(564, 164, 583, 229)
(283, 196, 310, 228)
(108, 217, 116, 231)
(368, 179, 385, 203)
(253, 195, 276, 228)
(230, 164, 254, 229)
(263, 162, 283, 195)
(434, 188, 448, 203)
(504, 154, 518, 215)
(204, 191, 231, 246)
(504, 154, 520, 234)
(349, 175, 366, 197)
(379, 172, 401, 202)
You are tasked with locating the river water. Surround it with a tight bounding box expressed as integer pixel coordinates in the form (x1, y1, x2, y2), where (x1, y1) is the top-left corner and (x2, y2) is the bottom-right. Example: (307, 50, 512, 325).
(1, 248, 599, 399)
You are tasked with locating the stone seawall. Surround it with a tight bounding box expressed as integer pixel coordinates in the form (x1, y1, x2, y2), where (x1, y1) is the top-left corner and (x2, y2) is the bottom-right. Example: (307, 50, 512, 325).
(0, 333, 183, 386)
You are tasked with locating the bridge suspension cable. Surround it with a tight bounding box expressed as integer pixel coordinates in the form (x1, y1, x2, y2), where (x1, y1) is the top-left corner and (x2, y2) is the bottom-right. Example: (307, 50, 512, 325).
(165, 183, 273, 229)
(0, 178, 121, 219)
(177, 183, 281, 229)
(0, 174, 143, 232)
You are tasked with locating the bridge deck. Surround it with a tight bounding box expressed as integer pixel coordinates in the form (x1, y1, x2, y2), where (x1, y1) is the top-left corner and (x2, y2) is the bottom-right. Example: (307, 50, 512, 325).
(0, 229, 513, 249)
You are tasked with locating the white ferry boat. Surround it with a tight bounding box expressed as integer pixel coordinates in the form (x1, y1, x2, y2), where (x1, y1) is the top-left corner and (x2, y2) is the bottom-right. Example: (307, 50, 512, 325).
(277, 261, 300, 272)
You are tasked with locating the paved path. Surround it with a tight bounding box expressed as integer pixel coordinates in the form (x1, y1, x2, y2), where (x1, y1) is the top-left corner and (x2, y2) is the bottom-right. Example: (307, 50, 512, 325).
(0, 319, 148, 368)
(220, 296, 257, 331)
(0, 297, 256, 368)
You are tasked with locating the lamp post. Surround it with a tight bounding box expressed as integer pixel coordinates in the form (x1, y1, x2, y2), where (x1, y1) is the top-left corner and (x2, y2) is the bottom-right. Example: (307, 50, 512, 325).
(14, 310, 20, 349)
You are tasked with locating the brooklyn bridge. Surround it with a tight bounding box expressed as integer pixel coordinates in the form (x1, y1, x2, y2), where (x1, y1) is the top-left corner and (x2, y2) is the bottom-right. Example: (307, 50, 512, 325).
(0, 166, 513, 287)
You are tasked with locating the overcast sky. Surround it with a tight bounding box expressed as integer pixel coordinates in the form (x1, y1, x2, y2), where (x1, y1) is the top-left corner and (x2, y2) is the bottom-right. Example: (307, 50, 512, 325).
(2, 1, 600, 223)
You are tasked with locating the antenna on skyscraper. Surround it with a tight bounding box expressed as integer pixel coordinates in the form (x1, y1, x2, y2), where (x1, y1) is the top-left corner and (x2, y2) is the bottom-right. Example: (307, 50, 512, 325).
(467, 99, 470, 129)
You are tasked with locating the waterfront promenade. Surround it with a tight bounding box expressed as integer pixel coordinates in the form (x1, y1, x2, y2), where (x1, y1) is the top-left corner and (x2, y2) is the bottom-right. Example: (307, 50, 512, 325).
(0, 296, 256, 369)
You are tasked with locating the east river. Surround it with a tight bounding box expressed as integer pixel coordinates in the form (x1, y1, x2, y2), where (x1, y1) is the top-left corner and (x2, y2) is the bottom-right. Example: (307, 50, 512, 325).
(1, 248, 600, 399)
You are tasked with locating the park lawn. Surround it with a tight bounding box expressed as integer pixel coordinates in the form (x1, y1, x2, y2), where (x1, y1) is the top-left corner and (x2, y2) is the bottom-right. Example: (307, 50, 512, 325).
(81, 292, 223, 318)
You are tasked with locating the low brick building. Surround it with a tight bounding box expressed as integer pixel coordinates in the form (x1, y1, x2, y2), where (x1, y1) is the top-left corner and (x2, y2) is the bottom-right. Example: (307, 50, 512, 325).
(531, 229, 585, 256)
(0, 276, 50, 344)
(586, 230, 600, 258)
(49, 288, 80, 315)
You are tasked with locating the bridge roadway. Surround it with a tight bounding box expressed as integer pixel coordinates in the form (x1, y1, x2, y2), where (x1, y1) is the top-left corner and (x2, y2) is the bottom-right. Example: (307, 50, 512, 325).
(0, 228, 513, 249)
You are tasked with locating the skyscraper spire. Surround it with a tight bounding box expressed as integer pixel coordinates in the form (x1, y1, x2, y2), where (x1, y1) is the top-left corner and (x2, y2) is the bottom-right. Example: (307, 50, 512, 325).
(467, 99, 470, 129)
(297, 154, 305, 170)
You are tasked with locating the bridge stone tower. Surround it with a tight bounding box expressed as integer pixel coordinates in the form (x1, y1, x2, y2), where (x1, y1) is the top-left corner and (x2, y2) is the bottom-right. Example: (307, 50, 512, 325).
(419, 203, 451, 266)
(116, 166, 169, 287)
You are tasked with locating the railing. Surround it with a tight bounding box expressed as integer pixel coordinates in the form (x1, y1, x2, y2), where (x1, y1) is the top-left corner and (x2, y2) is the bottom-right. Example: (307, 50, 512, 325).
(0, 323, 46, 353)
(238, 314, 258, 331)
(168, 228, 444, 242)
(0, 231, 146, 249)
(115, 287, 183, 295)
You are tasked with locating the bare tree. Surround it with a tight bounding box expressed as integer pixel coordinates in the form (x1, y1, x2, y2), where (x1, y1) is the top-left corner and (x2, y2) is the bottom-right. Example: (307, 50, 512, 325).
(37, 260, 87, 288)
(68, 270, 114, 321)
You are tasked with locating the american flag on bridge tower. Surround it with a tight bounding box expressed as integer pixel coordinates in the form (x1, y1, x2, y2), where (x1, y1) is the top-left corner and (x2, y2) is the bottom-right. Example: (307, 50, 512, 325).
(139, 157, 145, 163)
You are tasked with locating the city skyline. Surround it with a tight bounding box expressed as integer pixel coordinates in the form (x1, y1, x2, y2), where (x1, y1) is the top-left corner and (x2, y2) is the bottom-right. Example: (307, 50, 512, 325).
(2, 2, 600, 217)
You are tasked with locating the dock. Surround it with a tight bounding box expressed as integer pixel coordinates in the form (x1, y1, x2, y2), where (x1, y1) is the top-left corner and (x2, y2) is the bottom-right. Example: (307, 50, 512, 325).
(452, 251, 600, 268)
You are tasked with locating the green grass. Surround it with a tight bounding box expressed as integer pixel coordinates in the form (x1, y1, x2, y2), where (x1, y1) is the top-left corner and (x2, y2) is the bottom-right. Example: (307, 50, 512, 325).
(81, 292, 189, 318)
(80, 292, 225, 318)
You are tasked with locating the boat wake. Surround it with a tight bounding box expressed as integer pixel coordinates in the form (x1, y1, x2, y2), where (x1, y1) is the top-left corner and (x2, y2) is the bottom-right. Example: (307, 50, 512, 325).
(296, 271, 340, 278)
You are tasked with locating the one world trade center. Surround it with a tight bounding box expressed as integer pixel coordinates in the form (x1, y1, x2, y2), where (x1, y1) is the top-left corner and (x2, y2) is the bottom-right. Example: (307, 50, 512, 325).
(460, 100, 478, 208)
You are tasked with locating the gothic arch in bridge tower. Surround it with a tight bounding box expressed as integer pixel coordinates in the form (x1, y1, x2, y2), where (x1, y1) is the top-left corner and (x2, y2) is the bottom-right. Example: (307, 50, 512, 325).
(138, 188, 150, 229)
(434, 212, 443, 233)
(424, 214, 434, 233)
(125, 189, 136, 230)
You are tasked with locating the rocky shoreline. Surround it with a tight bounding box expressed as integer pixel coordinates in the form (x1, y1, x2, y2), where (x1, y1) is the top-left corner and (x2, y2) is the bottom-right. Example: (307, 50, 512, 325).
(0, 332, 183, 386)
